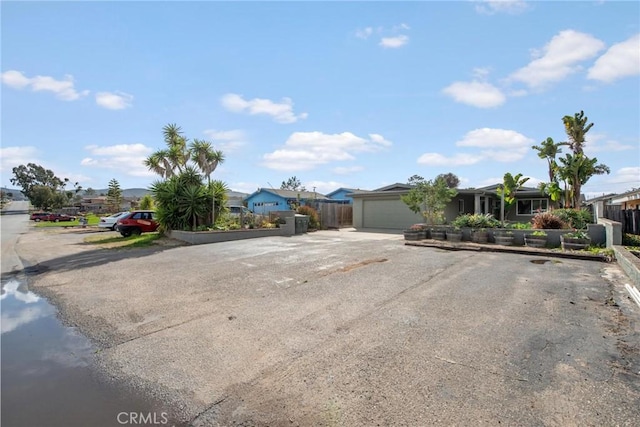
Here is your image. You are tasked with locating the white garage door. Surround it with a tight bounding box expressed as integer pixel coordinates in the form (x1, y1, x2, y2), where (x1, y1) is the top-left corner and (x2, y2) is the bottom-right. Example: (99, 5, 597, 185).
(362, 198, 422, 229)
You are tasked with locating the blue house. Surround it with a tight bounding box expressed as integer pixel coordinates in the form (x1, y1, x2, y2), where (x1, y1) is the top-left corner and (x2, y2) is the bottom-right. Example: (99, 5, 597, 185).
(245, 188, 330, 214)
(325, 188, 361, 204)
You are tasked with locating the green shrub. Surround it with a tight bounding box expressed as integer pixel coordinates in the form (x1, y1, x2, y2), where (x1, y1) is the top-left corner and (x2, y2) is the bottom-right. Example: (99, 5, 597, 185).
(623, 233, 640, 247)
(507, 222, 531, 230)
(553, 208, 593, 229)
(531, 211, 567, 229)
(297, 205, 320, 230)
(564, 230, 589, 239)
(452, 213, 499, 229)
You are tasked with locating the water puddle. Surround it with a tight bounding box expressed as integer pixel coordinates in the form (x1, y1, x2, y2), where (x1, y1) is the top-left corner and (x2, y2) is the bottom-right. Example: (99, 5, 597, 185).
(1, 278, 184, 427)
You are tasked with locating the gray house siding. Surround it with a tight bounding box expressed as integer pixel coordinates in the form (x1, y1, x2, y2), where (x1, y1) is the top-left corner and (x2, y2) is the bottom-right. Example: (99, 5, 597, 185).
(352, 187, 549, 231)
(353, 192, 422, 229)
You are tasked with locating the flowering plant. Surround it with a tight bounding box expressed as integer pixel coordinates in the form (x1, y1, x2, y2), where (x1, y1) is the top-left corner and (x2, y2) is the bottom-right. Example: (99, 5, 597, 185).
(564, 230, 589, 239)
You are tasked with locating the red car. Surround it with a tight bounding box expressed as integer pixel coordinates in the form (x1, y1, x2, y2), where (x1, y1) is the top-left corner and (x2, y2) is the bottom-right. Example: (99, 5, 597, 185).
(45, 213, 76, 222)
(30, 212, 52, 222)
(116, 210, 159, 237)
(30, 212, 75, 222)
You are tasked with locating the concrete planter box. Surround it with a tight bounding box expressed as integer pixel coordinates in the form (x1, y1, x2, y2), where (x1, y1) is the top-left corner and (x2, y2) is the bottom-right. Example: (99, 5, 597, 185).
(561, 236, 591, 251)
(168, 228, 285, 245)
(167, 216, 296, 245)
(494, 234, 515, 246)
(430, 229, 446, 240)
(404, 230, 424, 241)
(446, 231, 463, 242)
(472, 230, 489, 243)
(524, 235, 547, 248)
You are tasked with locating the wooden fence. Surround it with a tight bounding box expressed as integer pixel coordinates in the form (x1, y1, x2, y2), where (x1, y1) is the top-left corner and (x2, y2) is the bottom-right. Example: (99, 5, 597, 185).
(318, 204, 353, 229)
(604, 206, 640, 235)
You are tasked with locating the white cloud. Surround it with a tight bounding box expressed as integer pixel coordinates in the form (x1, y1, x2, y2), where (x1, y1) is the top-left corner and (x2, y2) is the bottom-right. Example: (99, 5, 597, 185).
(442, 81, 506, 108)
(263, 131, 392, 171)
(509, 30, 605, 89)
(220, 93, 307, 124)
(393, 23, 411, 31)
(355, 27, 373, 39)
(355, 24, 410, 49)
(332, 165, 364, 175)
(379, 35, 409, 49)
(82, 143, 154, 177)
(475, 0, 530, 15)
(588, 34, 640, 83)
(607, 166, 640, 185)
(417, 153, 483, 166)
(305, 180, 350, 195)
(418, 128, 533, 166)
(202, 129, 247, 152)
(584, 133, 636, 153)
(456, 128, 534, 149)
(0, 146, 40, 173)
(95, 91, 133, 110)
(0, 70, 30, 88)
(1, 70, 89, 101)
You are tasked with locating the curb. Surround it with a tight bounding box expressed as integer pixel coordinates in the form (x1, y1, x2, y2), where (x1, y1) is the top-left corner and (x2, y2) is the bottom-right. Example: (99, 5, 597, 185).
(612, 245, 640, 288)
(404, 239, 612, 262)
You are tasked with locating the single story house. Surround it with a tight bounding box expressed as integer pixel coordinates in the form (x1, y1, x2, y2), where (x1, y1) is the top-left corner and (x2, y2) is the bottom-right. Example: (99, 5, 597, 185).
(79, 196, 138, 213)
(245, 188, 330, 214)
(610, 189, 640, 210)
(325, 187, 360, 204)
(351, 183, 549, 230)
(585, 193, 617, 219)
(586, 189, 640, 219)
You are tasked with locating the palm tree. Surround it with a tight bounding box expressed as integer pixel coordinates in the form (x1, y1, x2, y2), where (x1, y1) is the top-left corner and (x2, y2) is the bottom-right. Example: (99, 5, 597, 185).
(496, 172, 529, 222)
(562, 110, 593, 155)
(531, 137, 564, 183)
(145, 124, 191, 179)
(558, 153, 610, 208)
(190, 139, 225, 225)
(146, 124, 227, 231)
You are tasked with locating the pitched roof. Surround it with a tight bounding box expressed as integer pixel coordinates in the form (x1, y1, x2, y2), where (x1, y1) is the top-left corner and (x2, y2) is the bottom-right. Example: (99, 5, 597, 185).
(325, 187, 361, 198)
(610, 188, 640, 204)
(245, 188, 330, 200)
(373, 183, 413, 191)
(584, 193, 617, 204)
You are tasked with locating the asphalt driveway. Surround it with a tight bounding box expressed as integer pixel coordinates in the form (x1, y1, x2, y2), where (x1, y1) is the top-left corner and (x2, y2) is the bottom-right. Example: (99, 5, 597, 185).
(16, 228, 640, 426)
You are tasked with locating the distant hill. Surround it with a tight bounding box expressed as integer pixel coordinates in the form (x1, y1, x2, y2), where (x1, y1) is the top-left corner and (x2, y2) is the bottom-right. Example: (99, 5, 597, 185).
(82, 188, 151, 198)
(0, 187, 28, 200)
(2, 186, 248, 202)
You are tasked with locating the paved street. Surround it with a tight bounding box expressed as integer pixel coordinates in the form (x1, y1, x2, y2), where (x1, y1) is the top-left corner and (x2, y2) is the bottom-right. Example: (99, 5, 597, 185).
(14, 227, 640, 426)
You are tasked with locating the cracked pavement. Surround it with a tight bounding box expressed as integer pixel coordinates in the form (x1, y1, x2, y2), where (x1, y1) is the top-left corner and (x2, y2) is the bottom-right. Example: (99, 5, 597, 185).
(15, 227, 640, 426)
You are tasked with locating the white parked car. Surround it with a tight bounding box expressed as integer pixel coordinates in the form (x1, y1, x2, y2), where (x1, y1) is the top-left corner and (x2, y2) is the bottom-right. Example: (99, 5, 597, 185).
(98, 211, 129, 231)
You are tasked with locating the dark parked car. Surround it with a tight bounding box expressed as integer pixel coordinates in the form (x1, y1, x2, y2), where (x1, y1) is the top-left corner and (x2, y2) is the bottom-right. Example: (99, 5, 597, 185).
(30, 212, 52, 222)
(30, 212, 75, 222)
(116, 210, 159, 237)
(45, 213, 76, 222)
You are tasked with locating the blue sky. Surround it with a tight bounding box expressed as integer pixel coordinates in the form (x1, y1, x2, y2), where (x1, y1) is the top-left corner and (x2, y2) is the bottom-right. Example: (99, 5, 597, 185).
(2, 0, 639, 198)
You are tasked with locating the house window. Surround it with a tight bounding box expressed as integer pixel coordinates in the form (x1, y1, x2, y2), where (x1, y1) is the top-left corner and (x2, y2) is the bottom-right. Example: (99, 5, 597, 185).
(517, 199, 548, 215)
(458, 199, 464, 213)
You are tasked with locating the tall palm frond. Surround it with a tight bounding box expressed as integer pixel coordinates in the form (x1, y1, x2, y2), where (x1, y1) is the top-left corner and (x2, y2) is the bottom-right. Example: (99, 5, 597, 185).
(562, 111, 593, 155)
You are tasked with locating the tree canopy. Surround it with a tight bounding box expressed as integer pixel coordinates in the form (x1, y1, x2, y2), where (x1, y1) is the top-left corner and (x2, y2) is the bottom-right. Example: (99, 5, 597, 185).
(280, 176, 306, 192)
(146, 124, 227, 231)
(10, 163, 80, 209)
(534, 111, 609, 208)
(402, 175, 458, 225)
